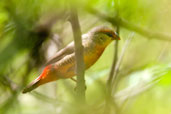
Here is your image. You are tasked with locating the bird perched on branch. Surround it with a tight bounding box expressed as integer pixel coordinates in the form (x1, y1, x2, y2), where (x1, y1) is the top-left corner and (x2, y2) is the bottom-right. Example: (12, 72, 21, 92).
(22, 26, 120, 93)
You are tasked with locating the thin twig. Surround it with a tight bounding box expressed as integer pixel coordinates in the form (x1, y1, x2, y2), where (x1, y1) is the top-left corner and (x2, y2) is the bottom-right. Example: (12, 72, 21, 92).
(107, 37, 119, 92)
(111, 33, 135, 94)
(104, 38, 119, 114)
(105, 1, 121, 113)
(105, 32, 134, 114)
(105, 16, 120, 114)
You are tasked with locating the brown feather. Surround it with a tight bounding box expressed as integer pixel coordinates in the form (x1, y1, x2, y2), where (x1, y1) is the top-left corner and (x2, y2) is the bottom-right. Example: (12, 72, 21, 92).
(45, 42, 75, 65)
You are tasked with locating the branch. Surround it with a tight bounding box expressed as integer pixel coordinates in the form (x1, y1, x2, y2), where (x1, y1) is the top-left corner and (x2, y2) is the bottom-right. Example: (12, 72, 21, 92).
(88, 8, 171, 42)
(105, 15, 120, 114)
(105, 32, 134, 114)
(105, 38, 119, 114)
(107, 37, 119, 92)
(111, 33, 134, 93)
(69, 8, 86, 103)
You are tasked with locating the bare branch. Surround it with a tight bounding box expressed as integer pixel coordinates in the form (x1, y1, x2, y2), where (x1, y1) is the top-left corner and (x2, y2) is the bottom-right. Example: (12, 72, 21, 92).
(69, 8, 86, 103)
(107, 37, 119, 92)
(111, 33, 134, 94)
(105, 32, 134, 114)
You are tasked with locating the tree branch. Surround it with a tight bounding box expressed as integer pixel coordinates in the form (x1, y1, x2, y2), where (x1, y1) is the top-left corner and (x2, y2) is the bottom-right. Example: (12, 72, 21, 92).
(69, 8, 86, 103)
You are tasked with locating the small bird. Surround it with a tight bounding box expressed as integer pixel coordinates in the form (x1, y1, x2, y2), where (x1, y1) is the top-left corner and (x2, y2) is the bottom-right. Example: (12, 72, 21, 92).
(22, 26, 120, 93)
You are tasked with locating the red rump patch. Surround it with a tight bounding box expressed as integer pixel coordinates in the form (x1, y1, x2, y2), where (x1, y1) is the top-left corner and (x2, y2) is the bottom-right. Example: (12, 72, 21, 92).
(39, 65, 52, 80)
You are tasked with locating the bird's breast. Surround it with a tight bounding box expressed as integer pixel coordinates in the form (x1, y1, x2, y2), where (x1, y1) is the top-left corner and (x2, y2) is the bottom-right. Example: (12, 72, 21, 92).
(54, 44, 105, 78)
(84, 45, 105, 69)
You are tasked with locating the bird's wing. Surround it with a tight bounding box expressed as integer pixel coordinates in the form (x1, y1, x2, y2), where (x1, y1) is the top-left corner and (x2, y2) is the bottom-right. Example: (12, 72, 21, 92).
(45, 34, 89, 65)
(45, 42, 75, 65)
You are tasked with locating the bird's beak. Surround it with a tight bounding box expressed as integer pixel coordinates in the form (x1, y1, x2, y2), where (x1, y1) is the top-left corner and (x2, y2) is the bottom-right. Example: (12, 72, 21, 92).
(115, 32, 120, 40)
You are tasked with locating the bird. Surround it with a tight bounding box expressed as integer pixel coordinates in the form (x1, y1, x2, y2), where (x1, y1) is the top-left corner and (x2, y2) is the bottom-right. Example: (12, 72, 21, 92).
(22, 26, 120, 93)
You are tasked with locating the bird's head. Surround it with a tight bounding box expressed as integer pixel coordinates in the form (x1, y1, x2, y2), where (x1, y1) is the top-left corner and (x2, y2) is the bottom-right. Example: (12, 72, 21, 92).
(89, 26, 120, 46)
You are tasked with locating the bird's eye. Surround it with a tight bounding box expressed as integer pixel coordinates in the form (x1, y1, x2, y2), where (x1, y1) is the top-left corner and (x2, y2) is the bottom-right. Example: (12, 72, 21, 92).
(106, 32, 113, 37)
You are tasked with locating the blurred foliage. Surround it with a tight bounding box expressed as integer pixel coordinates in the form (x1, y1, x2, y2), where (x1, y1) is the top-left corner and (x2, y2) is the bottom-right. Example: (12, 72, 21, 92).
(0, 0, 171, 114)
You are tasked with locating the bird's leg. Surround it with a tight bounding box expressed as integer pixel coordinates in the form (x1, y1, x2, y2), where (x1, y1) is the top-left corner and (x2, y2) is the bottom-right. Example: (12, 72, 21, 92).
(70, 77, 77, 82)
(70, 77, 77, 91)
(71, 77, 87, 91)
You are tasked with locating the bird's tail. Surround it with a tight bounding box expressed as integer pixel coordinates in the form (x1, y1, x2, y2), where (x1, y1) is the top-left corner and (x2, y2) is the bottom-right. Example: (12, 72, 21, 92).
(22, 77, 41, 94)
(22, 65, 56, 94)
